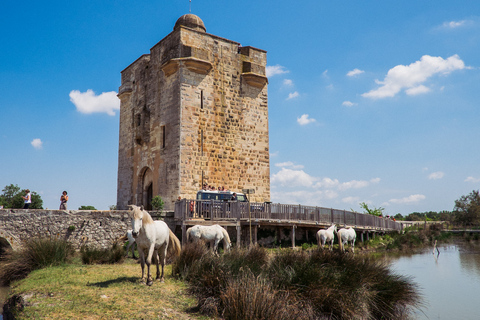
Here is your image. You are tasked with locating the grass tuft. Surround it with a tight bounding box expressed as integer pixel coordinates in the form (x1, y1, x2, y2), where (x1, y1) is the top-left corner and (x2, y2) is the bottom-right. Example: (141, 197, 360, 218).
(80, 242, 125, 265)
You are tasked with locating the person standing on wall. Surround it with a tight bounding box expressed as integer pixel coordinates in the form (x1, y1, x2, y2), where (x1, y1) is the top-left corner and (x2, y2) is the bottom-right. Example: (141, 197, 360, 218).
(22, 189, 31, 209)
(60, 191, 68, 210)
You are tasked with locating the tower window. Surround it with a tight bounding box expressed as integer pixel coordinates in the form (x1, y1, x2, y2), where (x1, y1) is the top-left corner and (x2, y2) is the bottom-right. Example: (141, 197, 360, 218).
(161, 125, 166, 148)
(200, 90, 204, 109)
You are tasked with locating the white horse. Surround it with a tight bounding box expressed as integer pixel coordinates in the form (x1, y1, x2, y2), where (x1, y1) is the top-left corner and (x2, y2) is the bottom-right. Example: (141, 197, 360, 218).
(316, 224, 337, 250)
(129, 205, 181, 285)
(186, 224, 231, 255)
(337, 227, 356, 253)
(117, 230, 137, 258)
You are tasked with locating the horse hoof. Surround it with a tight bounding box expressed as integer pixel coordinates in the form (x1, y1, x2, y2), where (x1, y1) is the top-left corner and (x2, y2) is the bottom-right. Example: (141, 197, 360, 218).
(147, 280, 153, 286)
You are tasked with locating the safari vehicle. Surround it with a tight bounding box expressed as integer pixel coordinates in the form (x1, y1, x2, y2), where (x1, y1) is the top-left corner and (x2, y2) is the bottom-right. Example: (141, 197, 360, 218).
(195, 190, 247, 217)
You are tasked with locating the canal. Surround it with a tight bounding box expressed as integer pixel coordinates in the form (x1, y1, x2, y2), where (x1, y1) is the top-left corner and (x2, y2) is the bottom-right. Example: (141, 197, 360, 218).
(388, 243, 480, 320)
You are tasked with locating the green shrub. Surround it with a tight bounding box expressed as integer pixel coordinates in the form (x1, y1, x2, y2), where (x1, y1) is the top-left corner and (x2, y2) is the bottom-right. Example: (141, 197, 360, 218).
(0, 237, 74, 286)
(80, 243, 124, 264)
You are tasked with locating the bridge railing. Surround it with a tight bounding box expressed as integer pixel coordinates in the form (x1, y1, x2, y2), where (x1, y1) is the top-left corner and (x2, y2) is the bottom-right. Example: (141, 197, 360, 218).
(174, 199, 402, 231)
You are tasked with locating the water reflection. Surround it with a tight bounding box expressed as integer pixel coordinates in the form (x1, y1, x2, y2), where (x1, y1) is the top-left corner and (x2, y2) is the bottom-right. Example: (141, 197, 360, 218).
(389, 244, 480, 320)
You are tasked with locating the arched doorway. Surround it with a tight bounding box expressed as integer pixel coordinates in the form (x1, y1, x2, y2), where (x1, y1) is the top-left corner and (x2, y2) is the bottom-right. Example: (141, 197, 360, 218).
(140, 167, 153, 210)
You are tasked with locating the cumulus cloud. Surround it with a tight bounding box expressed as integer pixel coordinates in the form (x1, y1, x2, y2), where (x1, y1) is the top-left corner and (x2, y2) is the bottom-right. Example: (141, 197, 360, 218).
(287, 91, 299, 100)
(271, 167, 316, 188)
(347, 68, 365, 77)
(362, 54, 465, 99)
(283, 79, 294, 86)
(275, 161, 304, 169)
(388, 194, 426, 204)
(428, 171, 445, 180)
(297, 114, 316, 125)
(465, 176, 480, 183)
(342, 101, 357, 107)
(70, 89, 120, 116)
(266, 65, 289, 77)
(342, 196, 360, 204)
(31, 138, 43, 150)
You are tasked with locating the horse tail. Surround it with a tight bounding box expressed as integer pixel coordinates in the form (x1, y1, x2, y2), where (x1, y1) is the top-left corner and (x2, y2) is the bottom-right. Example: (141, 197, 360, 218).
(338, 230, 344, 252)
(168, 229, 182, 258)
(186, 228, 191, 242)
(221, 227, 232, 250)
(117, 233, 128, 242)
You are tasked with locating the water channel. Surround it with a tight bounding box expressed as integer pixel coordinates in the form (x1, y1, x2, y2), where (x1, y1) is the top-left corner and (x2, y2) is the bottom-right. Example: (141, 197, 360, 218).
(388, 243, 480, 320)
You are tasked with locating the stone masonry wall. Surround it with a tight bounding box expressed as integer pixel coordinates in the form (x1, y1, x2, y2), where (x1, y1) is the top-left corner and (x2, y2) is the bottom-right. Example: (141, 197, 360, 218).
(0, 209, 132, 250)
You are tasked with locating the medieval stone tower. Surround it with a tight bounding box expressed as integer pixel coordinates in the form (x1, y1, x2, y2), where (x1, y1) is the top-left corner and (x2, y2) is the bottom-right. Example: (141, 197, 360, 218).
(116, 14, 270, 210)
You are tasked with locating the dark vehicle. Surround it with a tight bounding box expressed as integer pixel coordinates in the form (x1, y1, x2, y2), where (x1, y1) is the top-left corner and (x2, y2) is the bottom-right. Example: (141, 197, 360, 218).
(195, 190, 247, 217)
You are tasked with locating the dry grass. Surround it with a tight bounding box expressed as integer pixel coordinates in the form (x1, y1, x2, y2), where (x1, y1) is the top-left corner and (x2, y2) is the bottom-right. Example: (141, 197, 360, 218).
(7, 259, 208, 319)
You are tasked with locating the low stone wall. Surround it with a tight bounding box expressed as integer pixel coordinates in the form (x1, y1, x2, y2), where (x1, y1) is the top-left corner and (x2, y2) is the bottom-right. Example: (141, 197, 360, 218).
(0, 209, 132, 250)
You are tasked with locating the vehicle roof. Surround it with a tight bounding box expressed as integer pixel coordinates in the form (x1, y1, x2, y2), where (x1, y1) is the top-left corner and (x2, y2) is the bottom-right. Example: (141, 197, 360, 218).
(197, 190, 244, 195)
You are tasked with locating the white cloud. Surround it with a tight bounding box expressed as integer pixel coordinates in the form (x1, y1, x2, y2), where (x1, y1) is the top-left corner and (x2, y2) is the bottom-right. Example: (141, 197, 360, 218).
(465, 176, 480, 183)
(322, 69, 329, 78)
(362, 54, 465, 99)
(347, 68, 365, 77)
(31, 138, 43, 150)
(266, 65, 289, 77)
(297, 114, 316, 125)
(443, 20, 467, 29)
(283, 79, 294, 86)
(70, 89, 120, 116)
(271, 167, 315, 188)
(287, 91, 299, 100)
(338, 178, 380, 191)
(388, 194, 426, 204)
(342, 196, 360, 204)
(275, 161, 304, 169)
(428, 171, 445, 180)
(342, 101, 357, 107)
(405, 85, 430, 96)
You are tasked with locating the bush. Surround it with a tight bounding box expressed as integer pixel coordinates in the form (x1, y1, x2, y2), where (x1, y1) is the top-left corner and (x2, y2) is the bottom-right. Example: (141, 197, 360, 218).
(179, 246, 422, 319)
(0, 237, 74, 286)
(80, 243, 125, 264)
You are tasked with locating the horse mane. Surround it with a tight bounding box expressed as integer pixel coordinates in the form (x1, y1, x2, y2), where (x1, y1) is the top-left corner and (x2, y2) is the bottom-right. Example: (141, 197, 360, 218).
(136, 207, 154, 225)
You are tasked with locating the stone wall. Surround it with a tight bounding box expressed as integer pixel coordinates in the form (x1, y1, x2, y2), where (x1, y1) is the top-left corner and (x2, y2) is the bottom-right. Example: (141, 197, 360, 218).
(0, 209, 132, 250)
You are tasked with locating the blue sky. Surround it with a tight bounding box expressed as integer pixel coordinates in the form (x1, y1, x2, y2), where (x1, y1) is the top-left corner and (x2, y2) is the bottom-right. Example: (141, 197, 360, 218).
(1, 1, 479, 215)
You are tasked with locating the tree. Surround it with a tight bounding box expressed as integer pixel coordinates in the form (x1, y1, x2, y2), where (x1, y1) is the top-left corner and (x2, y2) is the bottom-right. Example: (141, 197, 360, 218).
(109, 205, 117, 210)
(454, 190, 480, 227)
(79, 205, 97, 210)
(0, 184, 43, 209)
(151, 195, 164, 213)
(359, 202, 385, 216)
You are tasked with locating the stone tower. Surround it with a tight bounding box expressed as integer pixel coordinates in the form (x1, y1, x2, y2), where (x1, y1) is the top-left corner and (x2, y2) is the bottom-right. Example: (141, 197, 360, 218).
(116, 14, 270, 210)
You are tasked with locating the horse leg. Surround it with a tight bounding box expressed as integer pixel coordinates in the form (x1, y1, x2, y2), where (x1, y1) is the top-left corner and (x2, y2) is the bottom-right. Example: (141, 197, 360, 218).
(146, 244, 155, 286)
(138, 248, 146, 283)
(132, 243, 137, 259)
(213, 239, 220, 256)
(158, 244, 167, 282)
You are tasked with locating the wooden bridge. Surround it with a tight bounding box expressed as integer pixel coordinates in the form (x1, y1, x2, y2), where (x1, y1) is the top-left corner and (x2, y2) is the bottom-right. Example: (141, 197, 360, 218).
(173, 199, 403, 247)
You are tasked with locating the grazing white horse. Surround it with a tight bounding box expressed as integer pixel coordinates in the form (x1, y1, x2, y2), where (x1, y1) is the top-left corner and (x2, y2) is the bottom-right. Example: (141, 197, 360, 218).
(129, 205, 181, 285)
(337, 227, 357, 253)
(186, 224, 231, 254)
(316, 224, 337, 250)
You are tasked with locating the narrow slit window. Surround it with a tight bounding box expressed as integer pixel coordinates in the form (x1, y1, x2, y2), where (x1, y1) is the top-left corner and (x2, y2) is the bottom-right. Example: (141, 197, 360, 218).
(200, 90, 204, 109)
(162, 125, 166, 148)
(201, 129, 204, 156)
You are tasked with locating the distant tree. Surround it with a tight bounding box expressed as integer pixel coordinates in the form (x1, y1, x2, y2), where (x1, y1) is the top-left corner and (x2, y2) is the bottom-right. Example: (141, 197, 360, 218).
(0, 184, 43, 209)
(359, 202, 385, 216)
(454, 190, 480, 227)
(394, 213, 404, 221)
(79, 205, 97, 210)
(151, 195, 164, 213)
(109, 205, 117, 210)
(404, 212, 423, 221)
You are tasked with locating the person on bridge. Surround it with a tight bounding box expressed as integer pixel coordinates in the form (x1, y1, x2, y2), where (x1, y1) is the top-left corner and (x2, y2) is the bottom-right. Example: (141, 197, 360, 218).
(22, 189, 31, 209)
(59, 191, 68, 210)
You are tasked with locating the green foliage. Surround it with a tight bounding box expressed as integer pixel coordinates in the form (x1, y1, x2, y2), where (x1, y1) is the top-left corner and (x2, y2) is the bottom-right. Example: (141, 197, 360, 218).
(80, 243, 125, 264)
(0, 237, 74, 286)
(109, 205, 117, 210)
(177, 245, 421, 319)
(394, 213, 404, 221)
(78, 205, 97, 210)
(151, 195, 164, 212)
(454, 190, 480, 227)
(68, 225, 75, 232)
(359, 202, 385, 216)
(0, 184, 43, 209)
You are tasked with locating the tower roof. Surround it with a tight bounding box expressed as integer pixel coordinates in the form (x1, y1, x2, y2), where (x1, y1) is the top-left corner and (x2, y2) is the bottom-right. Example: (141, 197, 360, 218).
(174, 14, 206, 33)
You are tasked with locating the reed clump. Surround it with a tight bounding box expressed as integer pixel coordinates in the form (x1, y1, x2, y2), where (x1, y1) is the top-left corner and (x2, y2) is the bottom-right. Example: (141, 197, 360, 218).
(0, 237, 74, 286)
(177, 244, 422, 320)
(80, 242, 125, 264)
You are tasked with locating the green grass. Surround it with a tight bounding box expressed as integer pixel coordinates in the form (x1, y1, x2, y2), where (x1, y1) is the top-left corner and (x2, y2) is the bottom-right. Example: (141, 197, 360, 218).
(6, 259, 208, 320)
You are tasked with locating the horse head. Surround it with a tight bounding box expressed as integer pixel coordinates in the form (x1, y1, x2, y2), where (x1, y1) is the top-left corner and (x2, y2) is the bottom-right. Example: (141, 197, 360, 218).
(130, 205, 145, 238)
